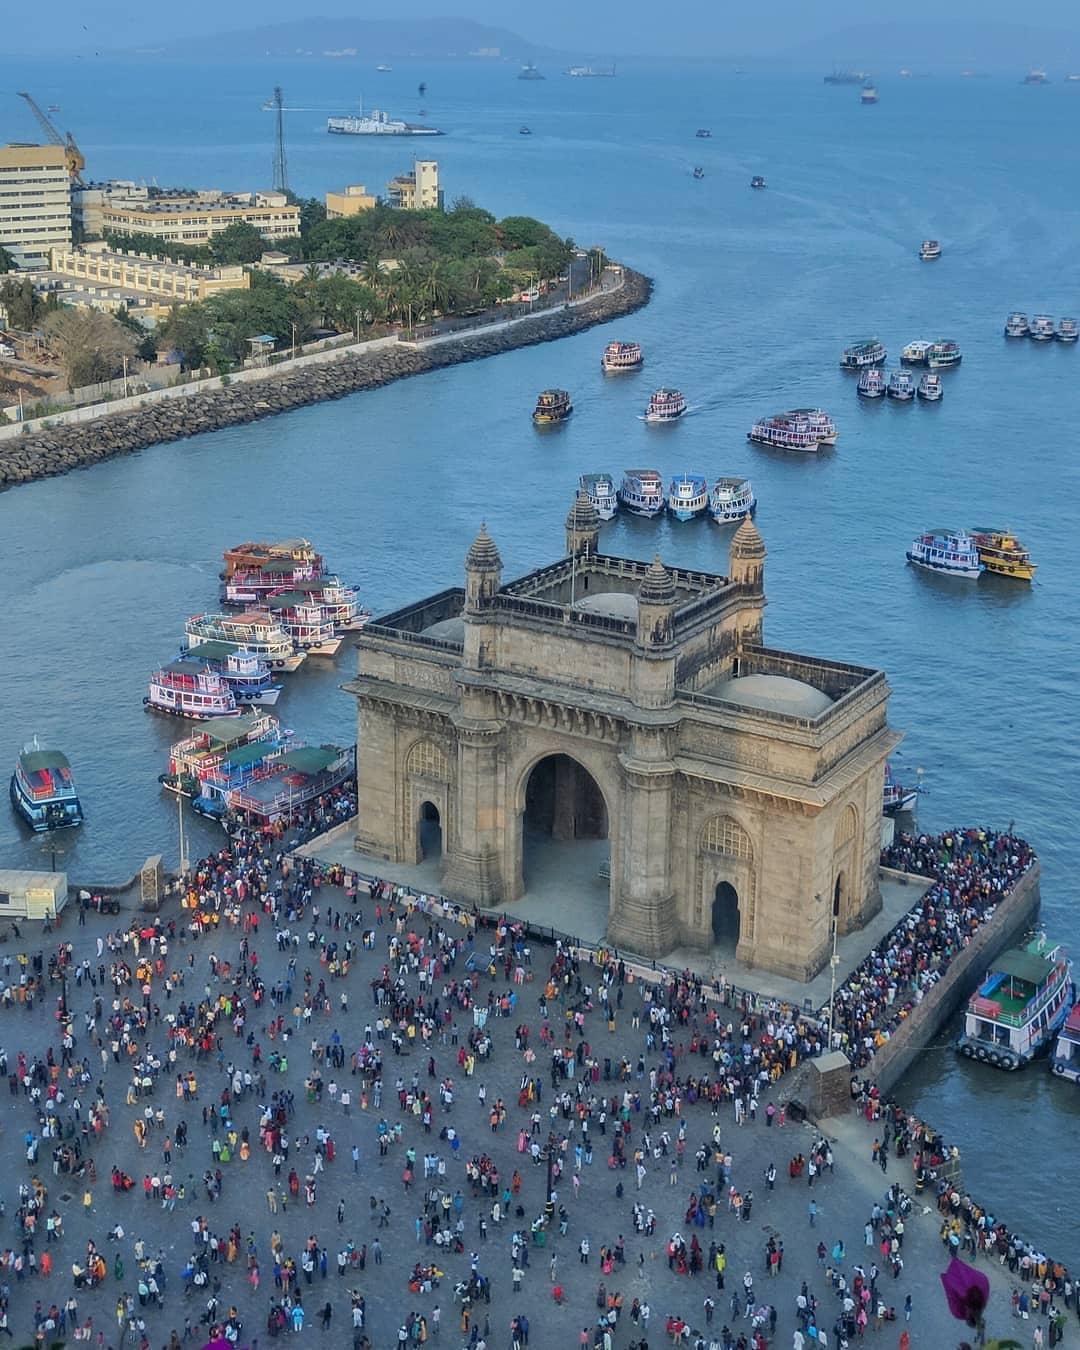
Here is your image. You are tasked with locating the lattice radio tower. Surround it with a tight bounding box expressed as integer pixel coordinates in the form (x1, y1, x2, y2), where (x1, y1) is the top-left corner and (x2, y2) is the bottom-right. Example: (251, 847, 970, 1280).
(272, 86, 290, 195)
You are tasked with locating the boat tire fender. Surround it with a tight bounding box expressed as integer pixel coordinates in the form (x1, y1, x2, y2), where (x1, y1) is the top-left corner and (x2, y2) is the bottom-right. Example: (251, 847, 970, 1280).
(976, 1048, 988, 1061)
(1000, 1056, 1016, 1071)
(1054, 1064, 1066, 1076)
(988, 1052, 1000, 1066)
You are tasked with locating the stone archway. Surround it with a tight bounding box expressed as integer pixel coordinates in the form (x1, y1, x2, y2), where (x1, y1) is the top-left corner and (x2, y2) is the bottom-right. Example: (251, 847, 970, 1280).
(419, 801, 443, 861)
(833, 805, 859, 930)
(712, 880, 740, 945)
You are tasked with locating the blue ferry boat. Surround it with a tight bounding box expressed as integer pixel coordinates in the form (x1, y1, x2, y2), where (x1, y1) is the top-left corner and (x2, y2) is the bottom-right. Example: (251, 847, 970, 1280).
(667, 474, 709, 521)
(10, 739, 84, 832)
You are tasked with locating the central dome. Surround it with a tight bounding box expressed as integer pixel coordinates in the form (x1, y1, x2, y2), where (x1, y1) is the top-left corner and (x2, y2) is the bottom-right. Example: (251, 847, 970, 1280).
(713, 673, 833, 718)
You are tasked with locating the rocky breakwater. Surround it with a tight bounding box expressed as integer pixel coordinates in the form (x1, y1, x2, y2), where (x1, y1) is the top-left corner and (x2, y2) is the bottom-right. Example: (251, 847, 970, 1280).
(0, 269, 652, 490)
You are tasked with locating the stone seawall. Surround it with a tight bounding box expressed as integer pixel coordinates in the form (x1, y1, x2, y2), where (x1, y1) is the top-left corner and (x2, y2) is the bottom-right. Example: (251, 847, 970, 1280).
(0, 269, 652, 490)
(862, 862, 1042, 1096)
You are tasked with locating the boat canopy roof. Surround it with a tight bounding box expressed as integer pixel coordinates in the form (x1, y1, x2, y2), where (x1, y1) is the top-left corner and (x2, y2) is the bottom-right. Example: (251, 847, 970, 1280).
(205, 715, 264, 744)
(992, 947, 1054, 985)
(20, 748, 71, 772)
(187, 641, 244, 661)
(281, 746, 341, 775)
(222, 740, 276, 768)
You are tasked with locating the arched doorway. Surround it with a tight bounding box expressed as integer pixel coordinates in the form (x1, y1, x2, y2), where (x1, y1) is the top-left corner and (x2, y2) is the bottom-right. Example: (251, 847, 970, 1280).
(833, 872, 845, 921)
(712, 881, 740, 945)
(521, 754, 609, 926)
(418, 801, 442, 861)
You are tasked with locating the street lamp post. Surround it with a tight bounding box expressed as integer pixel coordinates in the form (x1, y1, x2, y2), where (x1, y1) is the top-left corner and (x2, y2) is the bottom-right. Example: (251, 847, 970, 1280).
(176, 789, 189, 880)
(826, 900, 841, 1048)
(291, 322, 298, 360)
(354, 309, 361, 343)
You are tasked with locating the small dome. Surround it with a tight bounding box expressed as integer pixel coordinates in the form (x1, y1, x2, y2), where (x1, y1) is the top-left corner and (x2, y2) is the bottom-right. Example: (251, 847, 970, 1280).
(465, 523, 502, 572)
(730, 516, 766, 558)
(714, 673, 833, 718)
(638, 554, 676, 605)
(566, 489, 599, 534)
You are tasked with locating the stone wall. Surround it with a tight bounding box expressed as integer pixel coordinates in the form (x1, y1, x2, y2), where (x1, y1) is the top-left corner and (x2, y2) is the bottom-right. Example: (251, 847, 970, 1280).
(0, 269, 652, 490)
(863, 862, 1042, 1097)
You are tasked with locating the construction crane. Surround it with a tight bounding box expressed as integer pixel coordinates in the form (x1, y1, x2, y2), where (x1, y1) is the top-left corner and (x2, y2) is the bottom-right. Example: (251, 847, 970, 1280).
(16, 91, 86, 185)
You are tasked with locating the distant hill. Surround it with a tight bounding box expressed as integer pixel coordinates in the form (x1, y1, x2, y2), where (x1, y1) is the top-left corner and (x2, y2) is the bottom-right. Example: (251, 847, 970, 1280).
(132, 17, 561, 62)
(783, 18, 1080, 72)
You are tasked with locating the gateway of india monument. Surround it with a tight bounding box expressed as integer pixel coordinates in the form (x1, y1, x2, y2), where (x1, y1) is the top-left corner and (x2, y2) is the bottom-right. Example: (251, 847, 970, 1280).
(346, 495, 901, 981)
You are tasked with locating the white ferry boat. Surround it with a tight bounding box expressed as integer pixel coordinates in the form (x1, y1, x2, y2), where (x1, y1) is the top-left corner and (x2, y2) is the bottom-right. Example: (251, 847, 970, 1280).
(917, 373, 943, 401)
(602, 341, 644, 373)
(790, 408, 838, 444)
(10, 740, 83, 832)
(901, 340, 932, 365)
(919, 239, 941, 260)
(906, 528, 984, 578)
(579, 473, 618, 521)
(667, 474, 709, 521)
(840, 338, 887, 369)
(957, 936, 1074, 1071)
(856, 368, 886, 398)
(927, 340, 962, 369)
(882, 761, 918, 814)
(1004, 312, 1030, 338)
(644, 388, 687, 422)
(224, 559, 321, 606)
(748, 413, 820, 452)
(261, 593, 343, 657)
(1030, 314, 1056, 341)
(327, 107, 443, 136)
(1050, 1005, 1080, 1082)
(145, 663, 238, 719)
(617, 469, 665, 517)
(182, 645, 283, 706)
(886, 369, 916, 400)
(860, 82, 879, 104)
(299, 577, 370, 632)
(184, 613, 307, 672)
(709, 476, 756, 524)
(1056, 317, 1079, 343)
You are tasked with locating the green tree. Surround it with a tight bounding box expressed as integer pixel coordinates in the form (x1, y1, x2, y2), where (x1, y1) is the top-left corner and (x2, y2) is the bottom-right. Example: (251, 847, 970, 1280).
(497, 215, 553, 251)
(114, 306, 158, 362)
(209, 222, 270, 266)
(43, 308, 138, 391)
(0, 244, 16, 274)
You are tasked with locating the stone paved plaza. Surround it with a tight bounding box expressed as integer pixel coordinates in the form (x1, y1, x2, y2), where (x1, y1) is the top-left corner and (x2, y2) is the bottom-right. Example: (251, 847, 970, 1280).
(0, 874, 1059, 1350)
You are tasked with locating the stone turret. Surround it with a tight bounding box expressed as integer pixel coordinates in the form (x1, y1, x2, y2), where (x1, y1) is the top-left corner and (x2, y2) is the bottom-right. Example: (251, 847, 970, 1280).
(565, 490, 600, 557)
(729, 516, 766, 592)
(636, 554, 676, 651)
(464, 523, 502, 613)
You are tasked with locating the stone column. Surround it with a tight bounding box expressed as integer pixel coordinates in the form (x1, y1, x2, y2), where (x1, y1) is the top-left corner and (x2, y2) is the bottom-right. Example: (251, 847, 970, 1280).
(608, 735, 677, 957)
(442, 723, 505, 904)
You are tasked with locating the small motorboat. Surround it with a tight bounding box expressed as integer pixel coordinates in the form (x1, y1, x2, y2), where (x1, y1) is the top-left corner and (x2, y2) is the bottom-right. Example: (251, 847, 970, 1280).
(692, 166, 705, 180)
(695, 128, 712, 138)
(750, 176, 766, 189)
(919, 239, 941, 260)
(917, 373, 943, 401)
(519, 126, 532, 136)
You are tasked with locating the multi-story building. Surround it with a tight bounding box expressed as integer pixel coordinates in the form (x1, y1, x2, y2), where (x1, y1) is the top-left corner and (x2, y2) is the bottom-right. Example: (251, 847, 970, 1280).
(73, 184, 300, 246)
(46, 242, 249, 307)
(0, 143, 73, 268)
(386, 161, 441, 211)
(326, 184, 378, 218)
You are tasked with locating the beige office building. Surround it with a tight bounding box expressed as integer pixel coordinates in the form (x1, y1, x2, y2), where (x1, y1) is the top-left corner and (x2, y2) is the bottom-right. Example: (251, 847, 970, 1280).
(74, 186, 300, 246)
(326, 184, 377, 218)
(0, 143, 73, 268)
(387, 161, 441, 210)
(48, 242, 249, 308)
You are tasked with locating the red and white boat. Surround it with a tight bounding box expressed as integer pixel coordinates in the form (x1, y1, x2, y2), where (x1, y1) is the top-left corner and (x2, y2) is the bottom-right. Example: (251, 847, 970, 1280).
(145, 663, 238, 719)
(260, 592, 343, 656)
(748, 412, 820, 452)
(644, 388, 687, 423)
(223, 559, 321, 606)
(296, 576, 371, 632)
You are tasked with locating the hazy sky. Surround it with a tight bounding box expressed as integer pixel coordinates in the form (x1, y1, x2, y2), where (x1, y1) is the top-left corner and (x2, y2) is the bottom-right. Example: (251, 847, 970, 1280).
(9, 0, 1080, 62)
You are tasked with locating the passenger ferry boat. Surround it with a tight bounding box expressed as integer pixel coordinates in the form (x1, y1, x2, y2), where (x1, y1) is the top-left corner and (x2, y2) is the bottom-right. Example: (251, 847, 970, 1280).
(224, 558, 321, 606)
(692, 167, 705, 180)
(857, 368, 886, 398)
(145, 663, 238, 719)
(1030, 314, 1055, 341)
(1056, 317, 1079, 342)
(1050, 1004, 1080, 1083)
(1023, 69, 1050, 85)
(223, 539, 322, 580)
(617, 469, 665, 517)
(919, 239, 941, 260)
(886, 370, 916, 400)
(906, 528, 984, 578)
(968, 528, 1038, 581)
(709, 476, 756, 524)
(927, 340, 962, 369)
(1004, 313, 1029, 338)
(695, 128, 712, 138)
(226, 744, 355, 826)
(579, 473, 618, 521)
(297, 577, 369, 632)
(748, 413, 820, 452)
(882, 761, 919, 815)
(184, 613, 306, 673)
(750, 176, 766, 189)
(644, 388, 688, 422)
(160, 713, 288, 813)
(10, 739, 83, 832)
(533, 389, 573, 424)
(840, 338, 887, 369)
(601, 341, 643, 373)
(860, 82, 879, 103)
(260, 592, 343, 657)
(667, 474, 709, 521)
(181, 645, 283, 705)
(790, 408, 838, 443)
(901, 340, 932, 365)
(917, 373, 943, 401)
(957, 936, 1074, 1071)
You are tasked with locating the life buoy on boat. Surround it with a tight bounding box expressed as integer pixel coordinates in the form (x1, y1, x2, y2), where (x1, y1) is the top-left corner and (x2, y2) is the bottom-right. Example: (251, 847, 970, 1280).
(976, 1048, 988, 1061)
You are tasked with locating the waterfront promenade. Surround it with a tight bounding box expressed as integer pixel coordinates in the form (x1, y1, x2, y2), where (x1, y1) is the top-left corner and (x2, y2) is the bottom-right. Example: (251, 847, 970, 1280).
(0, 827, 1066, 1348)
